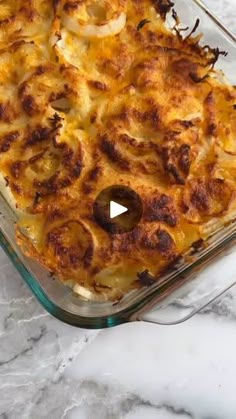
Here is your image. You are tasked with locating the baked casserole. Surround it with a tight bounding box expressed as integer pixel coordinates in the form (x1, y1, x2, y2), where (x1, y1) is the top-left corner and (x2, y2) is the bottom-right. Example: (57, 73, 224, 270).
(0, 0, 236, 301)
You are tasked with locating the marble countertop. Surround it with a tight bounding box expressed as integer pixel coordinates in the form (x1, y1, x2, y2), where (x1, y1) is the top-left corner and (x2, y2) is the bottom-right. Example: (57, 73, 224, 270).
(1, 1, 236, 418)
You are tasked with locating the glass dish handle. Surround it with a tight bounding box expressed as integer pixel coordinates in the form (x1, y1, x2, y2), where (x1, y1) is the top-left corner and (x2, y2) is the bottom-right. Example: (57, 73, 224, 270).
(132, 242, 236, 325)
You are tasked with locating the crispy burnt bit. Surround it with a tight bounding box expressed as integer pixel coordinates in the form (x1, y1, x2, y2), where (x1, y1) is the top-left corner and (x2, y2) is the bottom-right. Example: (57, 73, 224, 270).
(24, 126, 54, 147)
(152, 0, 174, 20)
(185, 18, 200, 41)
(172, 58, 207, 85)
(63, 0, 81, 12)
(82, 165, 103, 194)
(25, 114, 63, 148)
(182, 178, 232, 219)
(0, 131, 20, 153)
(137, 269, 156, 287)
(178, 144, 192, 175)
(173, 24, 189, 41)
(171, 37, 227, 84)
(172, 8, 201, 41)
(133, 105, 160, 129)
(0, 12, 16, 27)
(87, 80, 109, 91)
(204, 46, 228, 69)
(100, 134, 130, 171)
(161, 144, 191, 185)
(33, 143, 83, 196)
(190, 238, 205, 255)
(172, 8, 190, 40)
(53, 0, 61, 11)
(48, 112, 64, 125)
(177, 120, 195, 129)
(141, 229, 177, 259)
(156, 229, 177, 257)
(46, 220, 93, 270)
(204, 91, 217, 137)
(137, 19, 151, 31)
(190, 47, 227, 83)
(186, 181, 209, 214)
(112, 227, 141, 253)
(143, 193, 178, 227)
(18, 83, 39, 117)
(21, 95, 38, 117)
(189, 72, 209, 84)
(49, 83, 73, 104)
(18, 65, 49, 117)
(47, 208, 65, 222)
(4, 176, 9, 187)
(11, 182, 22, 195)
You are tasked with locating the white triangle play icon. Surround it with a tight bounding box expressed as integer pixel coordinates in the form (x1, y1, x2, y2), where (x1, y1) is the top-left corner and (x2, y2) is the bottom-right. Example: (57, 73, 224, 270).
(110, 201, 128, 219)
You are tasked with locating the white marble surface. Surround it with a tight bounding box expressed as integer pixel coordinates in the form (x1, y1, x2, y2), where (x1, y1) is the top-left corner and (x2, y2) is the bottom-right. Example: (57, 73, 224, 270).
(1, 1, 236, 418)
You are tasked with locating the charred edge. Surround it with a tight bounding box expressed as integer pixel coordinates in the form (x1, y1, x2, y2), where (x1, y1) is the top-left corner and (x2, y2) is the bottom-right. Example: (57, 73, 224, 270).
(152, 0, 174, 20)
(137, 19, 151, 31)
(189, 72, 209, 83)
(49, 113, 64, 125)
(83, 244, 94, 268)
(4, 176, 9, 187)
(0, 131, 20, 153)
(100, 136, 130, 170)
(161, 145, 191, 185)
(171, 8, 178, 22)
(88, 80, 109, 91)
(63, 1, 80, 12)
(205, 91, 217, 136)
(141, 229, 176, 258)
(21, 95, 39, 117)
(173, 25, 189, 40)
(137, 269, 156, 287)
(144, 194, 178, 227)
(25, 126, 54, 147)
(178, 144, 191, 175)
(185, 18, 200, 40)
(156, 229, 176, 256)
(203, 46, 228, 68)
(190, 238, 205, 254)
(34, 146, 82, 195)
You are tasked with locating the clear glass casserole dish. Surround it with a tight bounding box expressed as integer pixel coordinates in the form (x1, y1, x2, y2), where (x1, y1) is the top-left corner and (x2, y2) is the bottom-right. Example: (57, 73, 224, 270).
(1, 0, 236, 329)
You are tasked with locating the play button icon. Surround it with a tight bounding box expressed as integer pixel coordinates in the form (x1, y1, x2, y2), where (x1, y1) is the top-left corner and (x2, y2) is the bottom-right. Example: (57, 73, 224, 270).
(93, 185, 143, 234)
(110, 201, 128, 219)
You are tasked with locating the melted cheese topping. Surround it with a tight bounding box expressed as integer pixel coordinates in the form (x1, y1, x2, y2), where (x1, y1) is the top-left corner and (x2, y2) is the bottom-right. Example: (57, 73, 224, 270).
(0, 0, 236, 301)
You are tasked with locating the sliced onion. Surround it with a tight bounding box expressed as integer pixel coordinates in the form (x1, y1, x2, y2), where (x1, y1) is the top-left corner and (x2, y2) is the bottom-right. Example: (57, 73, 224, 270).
(62, 12, 126, 38)
(73, 284, 108, 301)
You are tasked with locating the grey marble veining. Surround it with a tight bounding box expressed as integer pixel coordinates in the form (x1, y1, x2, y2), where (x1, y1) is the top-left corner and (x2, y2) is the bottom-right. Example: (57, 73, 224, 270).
(1, 1, 236, 418)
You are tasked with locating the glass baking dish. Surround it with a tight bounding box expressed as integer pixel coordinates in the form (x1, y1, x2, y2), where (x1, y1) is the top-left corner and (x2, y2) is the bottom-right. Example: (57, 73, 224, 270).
(1, 0, 236, 329)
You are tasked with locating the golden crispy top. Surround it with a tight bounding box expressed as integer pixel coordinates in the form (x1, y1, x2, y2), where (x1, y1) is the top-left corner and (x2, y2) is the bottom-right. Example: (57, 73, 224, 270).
(0, 0, 236, 300)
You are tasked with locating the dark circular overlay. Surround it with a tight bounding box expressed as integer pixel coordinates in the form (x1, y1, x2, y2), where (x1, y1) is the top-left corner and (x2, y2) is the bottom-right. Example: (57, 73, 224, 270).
(93, 185, 143, 234)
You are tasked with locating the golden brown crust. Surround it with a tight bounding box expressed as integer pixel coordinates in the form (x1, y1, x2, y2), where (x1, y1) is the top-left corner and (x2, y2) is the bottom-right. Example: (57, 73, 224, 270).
(1, 0, 236, 300)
